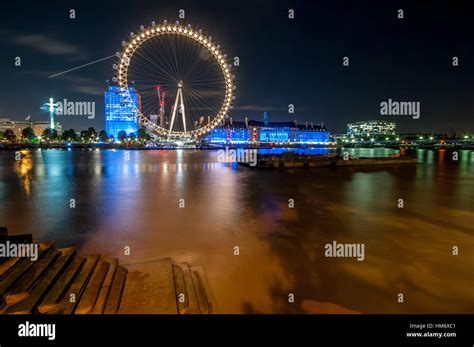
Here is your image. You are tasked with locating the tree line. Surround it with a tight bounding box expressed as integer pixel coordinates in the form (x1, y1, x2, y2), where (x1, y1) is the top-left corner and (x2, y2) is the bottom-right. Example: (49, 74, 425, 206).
(0, 127, 149, 143)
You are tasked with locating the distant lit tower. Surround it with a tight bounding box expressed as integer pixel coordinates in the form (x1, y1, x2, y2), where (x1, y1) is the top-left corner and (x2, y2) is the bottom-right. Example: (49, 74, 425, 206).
(40, 97, 60, 130)
(263, 111, 268, 126)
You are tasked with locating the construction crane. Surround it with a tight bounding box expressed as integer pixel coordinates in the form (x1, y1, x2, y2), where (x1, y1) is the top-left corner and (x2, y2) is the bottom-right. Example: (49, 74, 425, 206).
(156, 85, 166, 127)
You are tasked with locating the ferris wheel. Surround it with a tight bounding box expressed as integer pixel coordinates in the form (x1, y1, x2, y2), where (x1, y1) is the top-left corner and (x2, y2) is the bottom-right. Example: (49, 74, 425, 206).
(113, 20, 235, 138)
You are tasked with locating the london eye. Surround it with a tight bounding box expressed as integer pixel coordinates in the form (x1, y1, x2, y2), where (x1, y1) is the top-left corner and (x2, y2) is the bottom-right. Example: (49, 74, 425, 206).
(114, 21, 235, 139)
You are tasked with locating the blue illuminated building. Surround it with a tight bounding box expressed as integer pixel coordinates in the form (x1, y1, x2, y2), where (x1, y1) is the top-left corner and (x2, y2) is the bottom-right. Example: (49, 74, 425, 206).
(209, 125, 249, 144)
(259, 128, 291, 142)
(207, 114, 329, 145)
(105, 86, 141, 140)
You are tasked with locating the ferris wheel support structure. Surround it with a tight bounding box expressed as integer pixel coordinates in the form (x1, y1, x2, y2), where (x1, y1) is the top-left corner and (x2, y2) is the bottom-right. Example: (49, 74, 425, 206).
(169, 81, 187, 134)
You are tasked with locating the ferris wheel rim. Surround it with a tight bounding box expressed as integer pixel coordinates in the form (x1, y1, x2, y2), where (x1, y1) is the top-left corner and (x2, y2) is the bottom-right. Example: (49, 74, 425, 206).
(116, 22, 234, 137)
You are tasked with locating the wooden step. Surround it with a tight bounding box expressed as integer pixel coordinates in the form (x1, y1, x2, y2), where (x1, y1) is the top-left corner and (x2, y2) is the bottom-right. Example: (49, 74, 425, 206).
(91, 258, 118, 314)
(6, 249, 60, 301)
(189, 267, 209, 314)
(4, 249, 59, 305)
(0, 257, 24, 281)
(75, 260, 110, 314)
(46, 254, 100, 314)
(103, 265, 127, 314)
(38, 254, 85, 314)
(172, 264, 188, 314)
(176, 262, 201, 314)
(2, 248, 76, 314)
(191, 265, 217, 313)
(0, 242, 55, 298)
(119, 258, 177, 314)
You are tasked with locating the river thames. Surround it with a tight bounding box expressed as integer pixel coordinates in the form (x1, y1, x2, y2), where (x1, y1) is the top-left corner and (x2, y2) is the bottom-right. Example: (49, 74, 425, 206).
(1, 148, 473, 313)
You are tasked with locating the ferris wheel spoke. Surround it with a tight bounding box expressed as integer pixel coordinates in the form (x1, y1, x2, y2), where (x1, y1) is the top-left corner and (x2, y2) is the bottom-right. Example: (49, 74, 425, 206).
(184, 89, 221, 119)
(132, 47, 176, 82)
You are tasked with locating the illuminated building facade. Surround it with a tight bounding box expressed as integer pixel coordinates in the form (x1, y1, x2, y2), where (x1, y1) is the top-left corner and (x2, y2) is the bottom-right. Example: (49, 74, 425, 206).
(208, 115, 329, 144)
(347, 120, 396, 137)
(0, 118, 62, 137)
(105, 86, 141, 140)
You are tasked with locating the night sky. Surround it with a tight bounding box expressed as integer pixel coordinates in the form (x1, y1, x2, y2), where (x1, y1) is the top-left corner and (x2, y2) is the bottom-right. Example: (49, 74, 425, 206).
(0, 0, 472, 134)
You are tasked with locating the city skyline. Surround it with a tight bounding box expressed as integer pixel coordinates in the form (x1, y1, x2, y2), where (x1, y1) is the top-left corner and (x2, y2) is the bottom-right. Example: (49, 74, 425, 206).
(0, 1, 472, 134)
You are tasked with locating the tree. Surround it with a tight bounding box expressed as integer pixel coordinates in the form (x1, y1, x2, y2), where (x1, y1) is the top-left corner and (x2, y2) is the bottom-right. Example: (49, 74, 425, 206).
(21, 127, 35, 141)
(98, 130, 108, 142)
(62, 129, 77, 142)
(117, 130, 127, 142)
(138, 128, 147, 141)
(80, 130, 89, 142)
(87, 127, 97, 141)
(4, 129, 16, 142)
(42, 128, 57, 141)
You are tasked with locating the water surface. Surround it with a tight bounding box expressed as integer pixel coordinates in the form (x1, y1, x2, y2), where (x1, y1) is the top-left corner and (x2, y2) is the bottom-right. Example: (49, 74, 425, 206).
(0, 148, 473, 313)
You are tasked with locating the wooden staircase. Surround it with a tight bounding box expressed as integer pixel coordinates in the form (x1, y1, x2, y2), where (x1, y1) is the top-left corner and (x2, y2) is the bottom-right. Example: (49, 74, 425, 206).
(0, 228, 215, 314)
(118, 258, 216, 314)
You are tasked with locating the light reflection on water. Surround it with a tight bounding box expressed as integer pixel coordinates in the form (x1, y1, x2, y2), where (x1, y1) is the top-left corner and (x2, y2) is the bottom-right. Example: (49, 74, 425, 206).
(0, 148, 473, 313)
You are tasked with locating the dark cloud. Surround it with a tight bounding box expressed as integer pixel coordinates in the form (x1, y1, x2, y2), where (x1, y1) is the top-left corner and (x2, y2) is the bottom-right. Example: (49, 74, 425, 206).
(1, 31, 80, 56)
